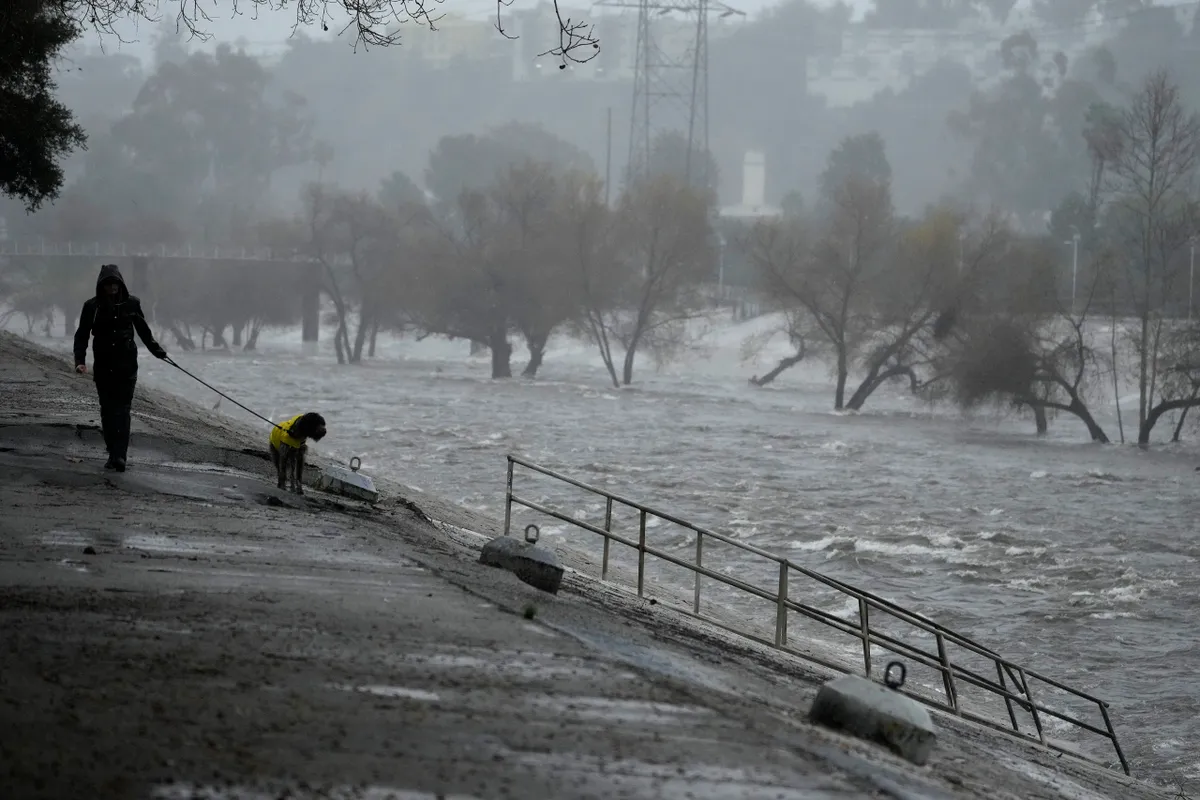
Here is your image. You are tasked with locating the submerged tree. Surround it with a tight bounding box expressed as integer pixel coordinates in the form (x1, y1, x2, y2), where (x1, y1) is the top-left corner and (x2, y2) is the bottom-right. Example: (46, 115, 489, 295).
(1103, 71, 1200, 444)
(576, 175, 715, 387)
(934, 241, 1113, 443)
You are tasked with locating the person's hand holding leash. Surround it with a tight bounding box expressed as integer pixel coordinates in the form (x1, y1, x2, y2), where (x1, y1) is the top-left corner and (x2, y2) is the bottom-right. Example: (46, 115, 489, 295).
(150, 344, 168, 360)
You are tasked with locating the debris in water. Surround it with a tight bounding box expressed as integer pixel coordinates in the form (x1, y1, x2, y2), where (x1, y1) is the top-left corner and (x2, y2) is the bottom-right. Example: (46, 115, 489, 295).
(83, 546, 96, 555)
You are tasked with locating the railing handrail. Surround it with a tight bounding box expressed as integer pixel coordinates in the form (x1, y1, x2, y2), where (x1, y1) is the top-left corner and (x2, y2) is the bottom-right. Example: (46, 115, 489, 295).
(503, 454, 1131, 777)
(507, 456, 1091, 699)
(0, 240, 352, 265)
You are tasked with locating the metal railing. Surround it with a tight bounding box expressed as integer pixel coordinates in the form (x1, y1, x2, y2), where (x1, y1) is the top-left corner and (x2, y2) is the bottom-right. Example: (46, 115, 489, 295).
(503, 455, 1131, 776)
(0, 240, 352, 265)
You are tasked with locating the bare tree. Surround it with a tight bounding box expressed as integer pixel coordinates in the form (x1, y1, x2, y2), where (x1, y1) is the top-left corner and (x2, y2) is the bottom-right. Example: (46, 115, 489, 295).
(740, 215, 816, 387)
(488, 163, 579, 378)
(937, 244, 1113, 443)
(744, 308, 811, 387)
(1102, 71, 1200, 443)
(559, 173, 624, 387)
(406, 186, 517, 378)
(748, 171, 893, 409)
(299, 183, 401, 364)
(69, 0, 600, 66)
(577, 175, 714, 388)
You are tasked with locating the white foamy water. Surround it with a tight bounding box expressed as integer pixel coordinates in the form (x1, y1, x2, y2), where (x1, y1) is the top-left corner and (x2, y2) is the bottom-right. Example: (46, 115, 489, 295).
(15, 313, 1200, 784)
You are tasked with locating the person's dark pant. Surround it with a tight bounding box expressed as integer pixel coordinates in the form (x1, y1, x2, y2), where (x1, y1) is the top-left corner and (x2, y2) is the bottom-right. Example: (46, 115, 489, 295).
(94, 371, 137, 461)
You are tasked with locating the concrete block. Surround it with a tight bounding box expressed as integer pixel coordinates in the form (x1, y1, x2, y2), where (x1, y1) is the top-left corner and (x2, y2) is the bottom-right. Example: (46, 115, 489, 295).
(479, 536, 564, 594)
(809, 674, 937, 766)
(315, 463, 378, 504)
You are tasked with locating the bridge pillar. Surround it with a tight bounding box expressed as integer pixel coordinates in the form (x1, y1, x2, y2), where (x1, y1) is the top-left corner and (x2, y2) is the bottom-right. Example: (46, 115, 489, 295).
(301, 262, 322, 356)
(129, 256, 153, 322)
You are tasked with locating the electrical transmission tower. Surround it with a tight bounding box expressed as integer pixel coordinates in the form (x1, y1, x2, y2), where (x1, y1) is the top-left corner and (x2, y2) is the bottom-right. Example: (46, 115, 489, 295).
(596, 0, 742, 191)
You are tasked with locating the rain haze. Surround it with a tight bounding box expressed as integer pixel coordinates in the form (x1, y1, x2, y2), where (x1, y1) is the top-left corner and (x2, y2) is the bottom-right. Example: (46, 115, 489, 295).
(3, 0, 1200, 794)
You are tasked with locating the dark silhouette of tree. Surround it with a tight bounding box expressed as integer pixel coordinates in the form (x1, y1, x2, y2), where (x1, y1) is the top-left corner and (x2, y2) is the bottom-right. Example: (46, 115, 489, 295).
(424, 123, 594, 206)
(378, 170, 427, 211)
(646, 131, 720, 196)
(70, 0, 599, 62)
(60, 44, 312, 243)
(3, 0, 598, 211)
(817, 132, 891, 206)
(0, 1, 86, 210)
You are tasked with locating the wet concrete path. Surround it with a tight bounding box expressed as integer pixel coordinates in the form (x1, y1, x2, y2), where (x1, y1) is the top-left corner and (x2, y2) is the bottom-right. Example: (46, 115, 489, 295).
(0, 332, 1170, 800)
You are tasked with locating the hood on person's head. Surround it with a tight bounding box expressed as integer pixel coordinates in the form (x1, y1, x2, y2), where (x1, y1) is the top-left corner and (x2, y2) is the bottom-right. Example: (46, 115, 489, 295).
(95, 264, 129, 302)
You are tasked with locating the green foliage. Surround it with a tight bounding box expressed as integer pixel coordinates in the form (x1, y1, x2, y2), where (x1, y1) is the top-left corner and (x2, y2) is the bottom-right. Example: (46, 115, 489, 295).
(378, 171, 426, 211)
(645, 131, 720, 196)
(51, 44, 312, 243)
(818, 133, 891, 203)
(947, 31, 1107, 221)
(780, 190, 804, 218)
(424, 123, 594, 206)
(0, 0, 87, 211)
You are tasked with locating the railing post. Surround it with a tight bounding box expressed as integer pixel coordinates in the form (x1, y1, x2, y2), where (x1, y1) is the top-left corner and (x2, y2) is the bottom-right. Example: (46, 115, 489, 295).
(936, 633, 960, 713)
(602, 497, 613, 581)
(637, 510, 647, 597)
(996, 662, 1020, 732)
(1098, 702, 1131, 776)
(488, 456, 1126, 776)
(858, 597, 872, 678)
(774, 562, 788, 647)
(503, 457, 514, 536)
(1016, 667, 1047, 746)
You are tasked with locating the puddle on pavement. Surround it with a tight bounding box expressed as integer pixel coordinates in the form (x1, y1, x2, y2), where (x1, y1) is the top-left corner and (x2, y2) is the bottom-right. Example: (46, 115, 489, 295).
(125, 534, 263, 556)
(152, 786, 480, 800)
(487, 750, 847, 799)
(131, 619, 193, 636)
(41, 530, 90, 548)
(522, 623, 558, 638)
(157, 462, 259, 479)
(329, 683, 441, 702)
(521, 695, 713, 725)
(394, 649, 638, 683)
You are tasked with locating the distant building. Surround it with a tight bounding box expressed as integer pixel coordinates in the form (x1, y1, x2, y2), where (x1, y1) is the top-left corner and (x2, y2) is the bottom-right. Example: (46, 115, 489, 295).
(719, 150, 780, 221)
(407, 13, 505, 66)
(805, 8, 1148, 108)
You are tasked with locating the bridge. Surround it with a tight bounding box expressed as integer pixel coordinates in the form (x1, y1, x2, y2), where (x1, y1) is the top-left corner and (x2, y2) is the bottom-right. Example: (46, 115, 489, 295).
(0, 240, 342, 263)
(0, 240, 333, 347)
(1, 240, 772, 348)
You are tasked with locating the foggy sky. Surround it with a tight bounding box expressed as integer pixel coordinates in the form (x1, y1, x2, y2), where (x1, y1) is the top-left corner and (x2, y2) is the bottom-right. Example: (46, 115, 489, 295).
(85, 0, 873, 61)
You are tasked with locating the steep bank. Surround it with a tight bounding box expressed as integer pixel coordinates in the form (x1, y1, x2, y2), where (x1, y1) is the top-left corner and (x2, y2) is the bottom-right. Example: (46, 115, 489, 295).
(0, 332, 1173, 800)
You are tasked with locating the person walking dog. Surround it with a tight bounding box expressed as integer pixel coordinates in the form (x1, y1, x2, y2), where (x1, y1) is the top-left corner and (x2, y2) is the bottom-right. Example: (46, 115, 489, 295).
(73, 264, 167, 472)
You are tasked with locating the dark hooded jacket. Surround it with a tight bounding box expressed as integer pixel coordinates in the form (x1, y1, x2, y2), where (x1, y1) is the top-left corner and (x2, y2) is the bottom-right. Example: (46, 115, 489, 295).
(74, 264, 165, 376)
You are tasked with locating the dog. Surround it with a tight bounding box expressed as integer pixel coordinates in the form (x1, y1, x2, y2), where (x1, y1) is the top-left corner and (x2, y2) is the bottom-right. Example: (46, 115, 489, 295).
(269, 412, 327, 495)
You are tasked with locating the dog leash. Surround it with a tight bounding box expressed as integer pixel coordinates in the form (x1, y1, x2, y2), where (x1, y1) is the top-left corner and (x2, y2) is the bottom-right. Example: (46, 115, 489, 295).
(163, 356, 287, 432)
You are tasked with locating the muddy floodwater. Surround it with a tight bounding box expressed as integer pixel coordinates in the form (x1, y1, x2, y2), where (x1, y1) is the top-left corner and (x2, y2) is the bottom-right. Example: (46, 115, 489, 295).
(26, 316, 1199, 786)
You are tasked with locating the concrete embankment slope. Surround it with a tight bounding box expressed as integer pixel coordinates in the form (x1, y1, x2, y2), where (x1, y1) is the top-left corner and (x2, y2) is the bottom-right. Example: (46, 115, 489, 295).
(0, 332, 1168, 800)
